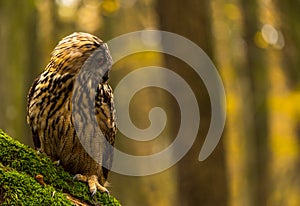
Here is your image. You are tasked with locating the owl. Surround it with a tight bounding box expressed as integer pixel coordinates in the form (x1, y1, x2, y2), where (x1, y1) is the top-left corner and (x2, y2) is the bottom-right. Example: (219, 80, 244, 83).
(27, 32, 116, 195)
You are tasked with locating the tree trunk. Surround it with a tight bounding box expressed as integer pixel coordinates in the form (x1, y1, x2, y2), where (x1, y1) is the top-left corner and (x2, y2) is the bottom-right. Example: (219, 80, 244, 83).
(0, 0, 38, 145)
(240, 0, 269, 205)
(156, 1, 228, 205)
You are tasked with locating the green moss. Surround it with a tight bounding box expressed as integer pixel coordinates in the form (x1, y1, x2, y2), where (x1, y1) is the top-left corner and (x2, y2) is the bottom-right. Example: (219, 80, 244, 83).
(0, 163, 72, 205)
(0, 130, 121, 206)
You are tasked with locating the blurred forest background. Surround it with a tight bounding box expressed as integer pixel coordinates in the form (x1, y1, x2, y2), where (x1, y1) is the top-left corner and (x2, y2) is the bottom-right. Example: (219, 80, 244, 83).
(1, 0, 300, 205)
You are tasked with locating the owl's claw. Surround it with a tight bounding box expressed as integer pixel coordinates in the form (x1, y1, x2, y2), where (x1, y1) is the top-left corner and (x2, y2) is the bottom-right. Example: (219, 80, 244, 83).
(91, 186, 109, 196)
(53, 160, 60, 166)
(91, 189, 97, 196)
(73, 174, 80, 181)
(73, 174, 109, 195)
(36, 149, 42, 155)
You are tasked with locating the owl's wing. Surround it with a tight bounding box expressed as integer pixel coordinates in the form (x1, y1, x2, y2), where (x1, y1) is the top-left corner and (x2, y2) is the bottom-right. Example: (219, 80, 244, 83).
(26, 77, 42, 150)
(95, 83, 116, 180)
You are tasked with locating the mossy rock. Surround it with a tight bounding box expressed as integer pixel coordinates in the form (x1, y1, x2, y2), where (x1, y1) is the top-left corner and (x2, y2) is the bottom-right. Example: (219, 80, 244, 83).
(0, 130, 121, 206)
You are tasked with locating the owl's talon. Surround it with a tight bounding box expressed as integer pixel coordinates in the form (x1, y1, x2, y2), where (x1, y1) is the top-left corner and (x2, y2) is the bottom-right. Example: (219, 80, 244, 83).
(53, 160, 60, 166)
(73, 174, 108, 195)
(103, 188, 110, 195)
(90, 184, 110, 196)
(91, 189, 97, 196)
(73, 174, 86, 181)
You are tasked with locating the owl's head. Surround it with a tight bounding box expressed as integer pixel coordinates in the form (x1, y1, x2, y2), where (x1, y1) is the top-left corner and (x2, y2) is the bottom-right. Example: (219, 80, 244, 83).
(46, 32, 112, 81)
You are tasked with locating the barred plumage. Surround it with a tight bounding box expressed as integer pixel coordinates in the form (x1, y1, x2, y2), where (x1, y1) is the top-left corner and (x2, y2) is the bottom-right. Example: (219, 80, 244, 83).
(27, 32, 116, 194)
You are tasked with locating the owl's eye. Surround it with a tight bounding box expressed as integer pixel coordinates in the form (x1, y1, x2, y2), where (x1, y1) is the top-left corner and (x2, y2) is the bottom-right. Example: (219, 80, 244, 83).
(85, 44, 92, 48)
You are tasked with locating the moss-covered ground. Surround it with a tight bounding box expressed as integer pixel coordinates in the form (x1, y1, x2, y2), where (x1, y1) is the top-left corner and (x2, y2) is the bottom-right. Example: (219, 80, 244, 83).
(0, 130, 121, 206)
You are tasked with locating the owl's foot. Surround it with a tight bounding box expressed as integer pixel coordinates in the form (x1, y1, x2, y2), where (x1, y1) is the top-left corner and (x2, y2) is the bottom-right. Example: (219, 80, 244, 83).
(73, 174, 109, 196)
